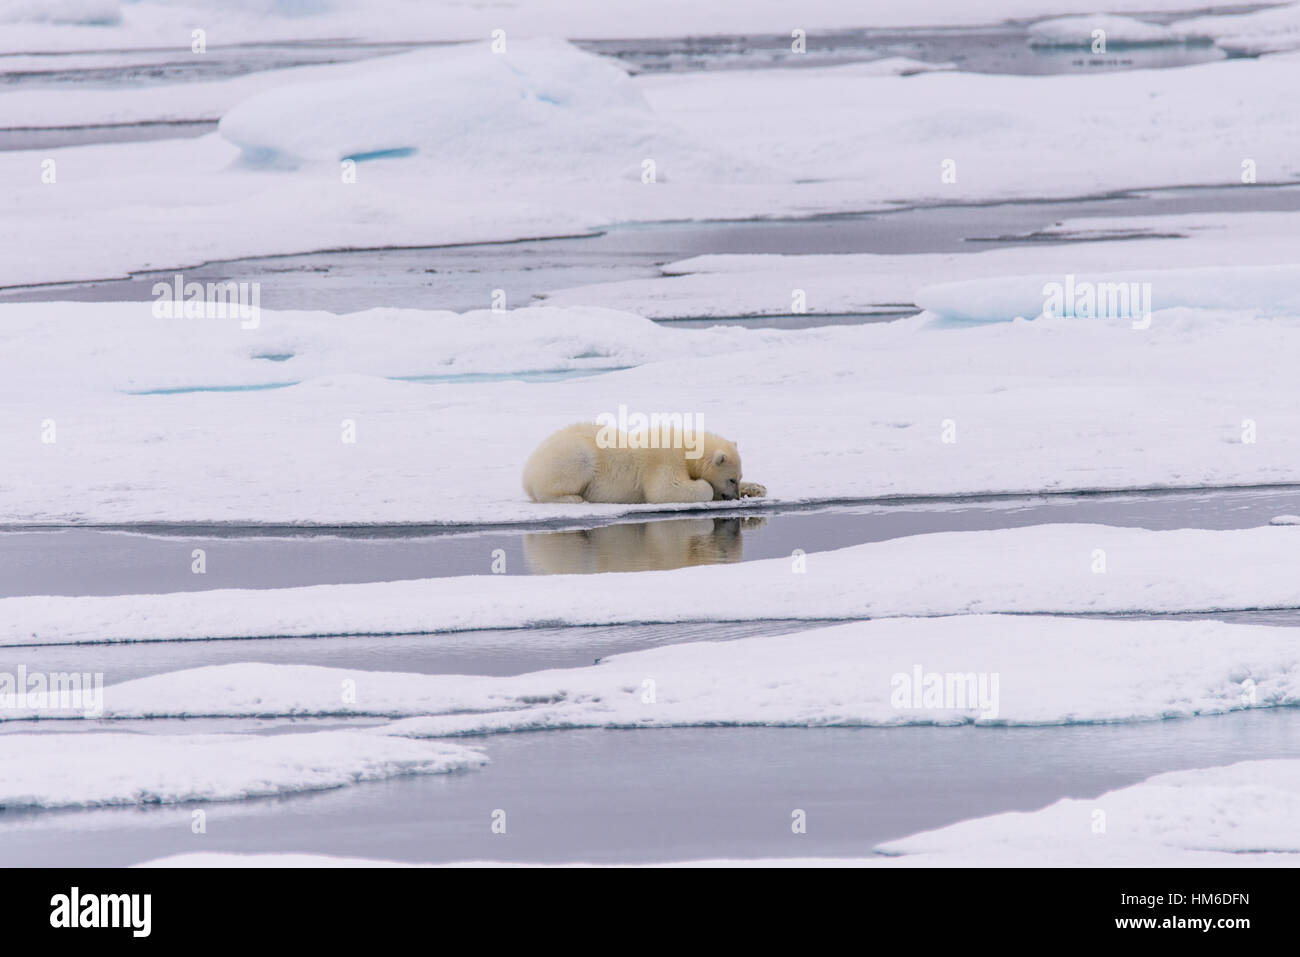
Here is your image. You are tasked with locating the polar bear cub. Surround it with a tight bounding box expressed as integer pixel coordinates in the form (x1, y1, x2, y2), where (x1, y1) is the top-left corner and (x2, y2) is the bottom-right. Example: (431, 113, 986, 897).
(523, 422, 765, 504)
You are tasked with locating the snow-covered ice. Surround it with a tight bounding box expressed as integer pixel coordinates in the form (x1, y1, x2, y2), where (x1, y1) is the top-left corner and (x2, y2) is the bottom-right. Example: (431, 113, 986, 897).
(5, 0, 1300, 869)
(216, 41, 741, 182)
(0, 0, 119, 26)
(542, 209, 1300, 319)
(4, 616, 1293, 728)
(913, 264, 1300, 323)
(873, 759, 1300, 865)
(633, 52, 1300, 206)
(0, 730, 486, 809)
(1026, 15, 1191, 47)
(662, 759, 1300, 866)
(0, 302, 779, 396)
(6, 44, 1300, 288)
(4, 300, 1300, 524)
(1175, 2, 1300, 55)
(4, 524, 1298, 643)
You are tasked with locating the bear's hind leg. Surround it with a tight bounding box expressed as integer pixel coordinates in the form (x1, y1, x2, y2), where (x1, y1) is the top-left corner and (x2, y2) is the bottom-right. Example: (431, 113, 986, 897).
(523, 436, 598, 503)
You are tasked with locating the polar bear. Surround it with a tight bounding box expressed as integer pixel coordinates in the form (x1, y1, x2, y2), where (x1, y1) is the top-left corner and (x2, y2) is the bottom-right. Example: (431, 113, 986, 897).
(522, 422, 766, 504)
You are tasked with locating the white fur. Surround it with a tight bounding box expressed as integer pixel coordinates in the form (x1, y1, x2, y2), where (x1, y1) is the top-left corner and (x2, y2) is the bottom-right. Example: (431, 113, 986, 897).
(522, 422, 751, 504)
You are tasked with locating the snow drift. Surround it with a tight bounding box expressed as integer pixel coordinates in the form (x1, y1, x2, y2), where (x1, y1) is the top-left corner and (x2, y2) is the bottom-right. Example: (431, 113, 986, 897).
(218, 39, 742, 181)
(914, 264, 1300, 323)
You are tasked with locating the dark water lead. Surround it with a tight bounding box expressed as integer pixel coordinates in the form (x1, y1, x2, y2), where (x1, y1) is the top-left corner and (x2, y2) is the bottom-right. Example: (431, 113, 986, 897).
(0, 40, 442, 90)
(10, 620, 818, 685)
(4, 485, 1299, 597)
(3, 709, 1299, 866)
(4, 183, 1299, 317)
(0, 120, 217, 152)
(10, 609, 1299, 694)
(582, 21, 1228, 76)
(0, 14, 1240, 95)
(0, 10, 1262, 153)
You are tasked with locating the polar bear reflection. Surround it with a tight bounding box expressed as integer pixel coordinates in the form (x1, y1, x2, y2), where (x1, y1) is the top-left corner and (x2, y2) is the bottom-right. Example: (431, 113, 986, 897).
(523, 516, 766, 574)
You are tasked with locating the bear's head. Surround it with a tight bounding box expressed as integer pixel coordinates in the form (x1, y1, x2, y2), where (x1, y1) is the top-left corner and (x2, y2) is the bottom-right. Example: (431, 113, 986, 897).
(690, 434, 743, 500)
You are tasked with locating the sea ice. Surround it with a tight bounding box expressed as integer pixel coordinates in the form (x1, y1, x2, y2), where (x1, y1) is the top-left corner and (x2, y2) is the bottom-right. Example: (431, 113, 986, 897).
(0, 730, 487, 809)
(8, 616, 1294, 729)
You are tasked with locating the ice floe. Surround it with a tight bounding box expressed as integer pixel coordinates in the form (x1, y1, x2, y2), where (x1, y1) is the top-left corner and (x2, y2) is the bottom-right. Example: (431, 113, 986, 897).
(0, 301, 788, 397)
(4, 524, 1300, 644)
(1175, 2, 1300, 55)
(7, 45, 1300, 287)
(872, 759, 1300, 865)
(217, 40, 741, 182)
(3, 297, 1300, 524)
(913, 264, 1300, 323)
(0, 730, 486, 809)
(7, 616, 1297, 728)
(542, 209, 1300, 319)
(0, 0, 119, 25)
(1026, 14, 1191, 47)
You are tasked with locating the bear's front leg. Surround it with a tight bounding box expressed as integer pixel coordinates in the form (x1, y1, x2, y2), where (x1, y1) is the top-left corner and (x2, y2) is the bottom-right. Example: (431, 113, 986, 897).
(645, 474, 714, 504)
(739, 481, 766, 498)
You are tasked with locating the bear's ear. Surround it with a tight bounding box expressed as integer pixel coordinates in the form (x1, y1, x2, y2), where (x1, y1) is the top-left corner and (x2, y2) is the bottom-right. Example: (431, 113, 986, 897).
(713, 450, 727, 466)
